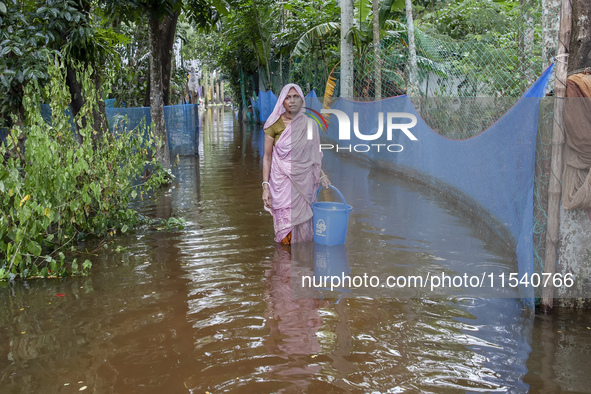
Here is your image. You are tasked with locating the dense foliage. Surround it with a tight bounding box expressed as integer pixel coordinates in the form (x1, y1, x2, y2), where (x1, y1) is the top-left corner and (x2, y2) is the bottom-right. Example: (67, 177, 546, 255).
(0, 61, 167, 280)
(0, 0, 126, 126)
(419, 0, 516, 40)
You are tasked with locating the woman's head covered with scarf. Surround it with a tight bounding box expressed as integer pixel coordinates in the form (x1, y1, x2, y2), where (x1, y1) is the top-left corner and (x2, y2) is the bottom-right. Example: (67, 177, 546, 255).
(264, 83, 306, 130)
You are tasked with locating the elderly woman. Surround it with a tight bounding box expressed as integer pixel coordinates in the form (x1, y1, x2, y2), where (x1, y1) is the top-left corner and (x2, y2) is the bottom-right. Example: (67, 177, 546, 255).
(262, 84, 331, 245)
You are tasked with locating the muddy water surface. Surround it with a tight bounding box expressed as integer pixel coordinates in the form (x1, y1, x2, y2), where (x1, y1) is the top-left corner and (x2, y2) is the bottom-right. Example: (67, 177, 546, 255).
(1, 108, 590, 393)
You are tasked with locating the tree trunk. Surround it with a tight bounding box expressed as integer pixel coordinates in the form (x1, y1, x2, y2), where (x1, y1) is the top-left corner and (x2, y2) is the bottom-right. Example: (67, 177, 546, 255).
(373, 0, 381, 99)
(341, 0, 354, 97)
(148, 15, 171, 169)
(568, 0, 591, 72)
(314, 50, 319, 92)
(239, 67, 251, 122)
(65, 62, 108, 145)
(213, 78, 216, 104)
(405, 0, 419, 96)
(520, 0, 535, 84)
(542, 0, 561, 69)
(217, 81, 221, 104)
(319, 39, 329, 85)
(204, 70, 209, 106)
(215, 77, 219, 104)
(161, 12, 179, 106)
(62, 0, 108, 144)
(66, 62, 86, 143)
(144, 64, 151, 107)
(91, 74, 109, 143)
(279, 53, 283, 88)
(66, 63, 84, 121)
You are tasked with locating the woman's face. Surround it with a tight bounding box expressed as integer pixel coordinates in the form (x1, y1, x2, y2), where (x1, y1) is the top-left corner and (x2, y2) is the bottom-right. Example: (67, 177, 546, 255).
(283, 88, 303, 115)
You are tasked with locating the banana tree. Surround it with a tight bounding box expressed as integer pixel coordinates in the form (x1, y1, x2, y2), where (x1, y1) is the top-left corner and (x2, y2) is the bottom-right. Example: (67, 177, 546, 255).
(291, 0, 404, 58)
(345, 0, 404, 56)
(251, 0, 275, 90)
(289, 0, 404, 96)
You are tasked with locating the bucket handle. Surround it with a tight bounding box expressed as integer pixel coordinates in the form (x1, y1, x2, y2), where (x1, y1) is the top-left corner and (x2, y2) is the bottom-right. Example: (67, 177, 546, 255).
(316, 185, 347, 205)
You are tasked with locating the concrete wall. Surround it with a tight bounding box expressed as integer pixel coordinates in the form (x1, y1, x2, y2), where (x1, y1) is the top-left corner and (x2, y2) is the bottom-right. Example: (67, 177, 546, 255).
(558, 207, 591, 308)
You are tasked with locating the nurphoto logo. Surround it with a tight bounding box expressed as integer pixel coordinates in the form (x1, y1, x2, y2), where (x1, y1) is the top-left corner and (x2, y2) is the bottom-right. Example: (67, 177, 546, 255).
(306, 108, 418, 153)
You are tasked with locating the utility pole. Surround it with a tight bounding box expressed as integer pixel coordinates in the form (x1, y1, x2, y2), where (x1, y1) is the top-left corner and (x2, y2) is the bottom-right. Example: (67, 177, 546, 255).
(341, 0, 354, 98)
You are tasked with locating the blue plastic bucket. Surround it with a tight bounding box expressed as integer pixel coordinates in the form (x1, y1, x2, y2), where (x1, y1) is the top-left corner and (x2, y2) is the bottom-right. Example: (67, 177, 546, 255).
(311, 185, 353, 246)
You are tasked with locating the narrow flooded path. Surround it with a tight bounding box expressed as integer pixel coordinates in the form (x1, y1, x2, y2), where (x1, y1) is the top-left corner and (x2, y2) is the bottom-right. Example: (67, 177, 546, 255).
(1, 108, 589, 393)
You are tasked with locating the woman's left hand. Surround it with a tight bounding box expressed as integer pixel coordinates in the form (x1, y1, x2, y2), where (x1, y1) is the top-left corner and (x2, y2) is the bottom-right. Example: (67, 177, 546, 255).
(321, 176, 331, 189)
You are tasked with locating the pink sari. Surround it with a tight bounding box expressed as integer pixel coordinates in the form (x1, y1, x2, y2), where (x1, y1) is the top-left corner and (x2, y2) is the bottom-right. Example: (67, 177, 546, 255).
(264, 84, 323, 243)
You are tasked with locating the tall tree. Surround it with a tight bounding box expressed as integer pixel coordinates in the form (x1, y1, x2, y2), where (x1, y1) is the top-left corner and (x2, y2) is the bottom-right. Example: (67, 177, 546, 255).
(102, 0, 224, 168)
(251, 0, 272, 88)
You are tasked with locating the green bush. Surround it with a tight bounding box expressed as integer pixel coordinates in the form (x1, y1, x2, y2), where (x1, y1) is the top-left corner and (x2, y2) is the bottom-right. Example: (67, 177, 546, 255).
(0, 60, 167, 280)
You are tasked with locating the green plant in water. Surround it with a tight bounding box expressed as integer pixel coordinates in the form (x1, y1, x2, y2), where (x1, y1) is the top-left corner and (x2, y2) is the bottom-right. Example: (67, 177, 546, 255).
(0, 58, 167, 281)
(159, 217, 186, 231)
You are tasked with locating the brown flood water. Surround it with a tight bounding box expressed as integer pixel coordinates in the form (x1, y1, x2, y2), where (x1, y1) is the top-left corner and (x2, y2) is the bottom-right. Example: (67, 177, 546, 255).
(1, 107, 590, 393)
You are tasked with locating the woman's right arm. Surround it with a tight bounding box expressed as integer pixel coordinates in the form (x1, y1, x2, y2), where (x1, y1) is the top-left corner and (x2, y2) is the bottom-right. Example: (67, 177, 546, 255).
(262, 134, 274, 208)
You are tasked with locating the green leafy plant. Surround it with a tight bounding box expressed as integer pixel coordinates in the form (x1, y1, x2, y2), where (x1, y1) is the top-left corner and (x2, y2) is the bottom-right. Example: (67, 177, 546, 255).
(420, 0, 514, 40)
(158, 217, 186, 230)
(0, 58, 167, 281)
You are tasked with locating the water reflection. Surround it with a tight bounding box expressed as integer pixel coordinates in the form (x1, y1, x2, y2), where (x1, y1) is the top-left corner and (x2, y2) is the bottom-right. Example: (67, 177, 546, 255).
(313, 244, 351, 299)
(524, 310, 591, 393)
(263, 244, 325, 392)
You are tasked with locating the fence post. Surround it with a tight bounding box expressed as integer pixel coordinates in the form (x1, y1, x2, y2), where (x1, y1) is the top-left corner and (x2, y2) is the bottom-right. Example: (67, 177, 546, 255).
(541, 0, 571, 312)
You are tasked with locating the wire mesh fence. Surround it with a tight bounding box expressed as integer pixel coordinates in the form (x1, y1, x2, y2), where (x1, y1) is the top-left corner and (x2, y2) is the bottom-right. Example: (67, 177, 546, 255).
(258, 55, 334, 98)
(353, 13, 549, 139)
